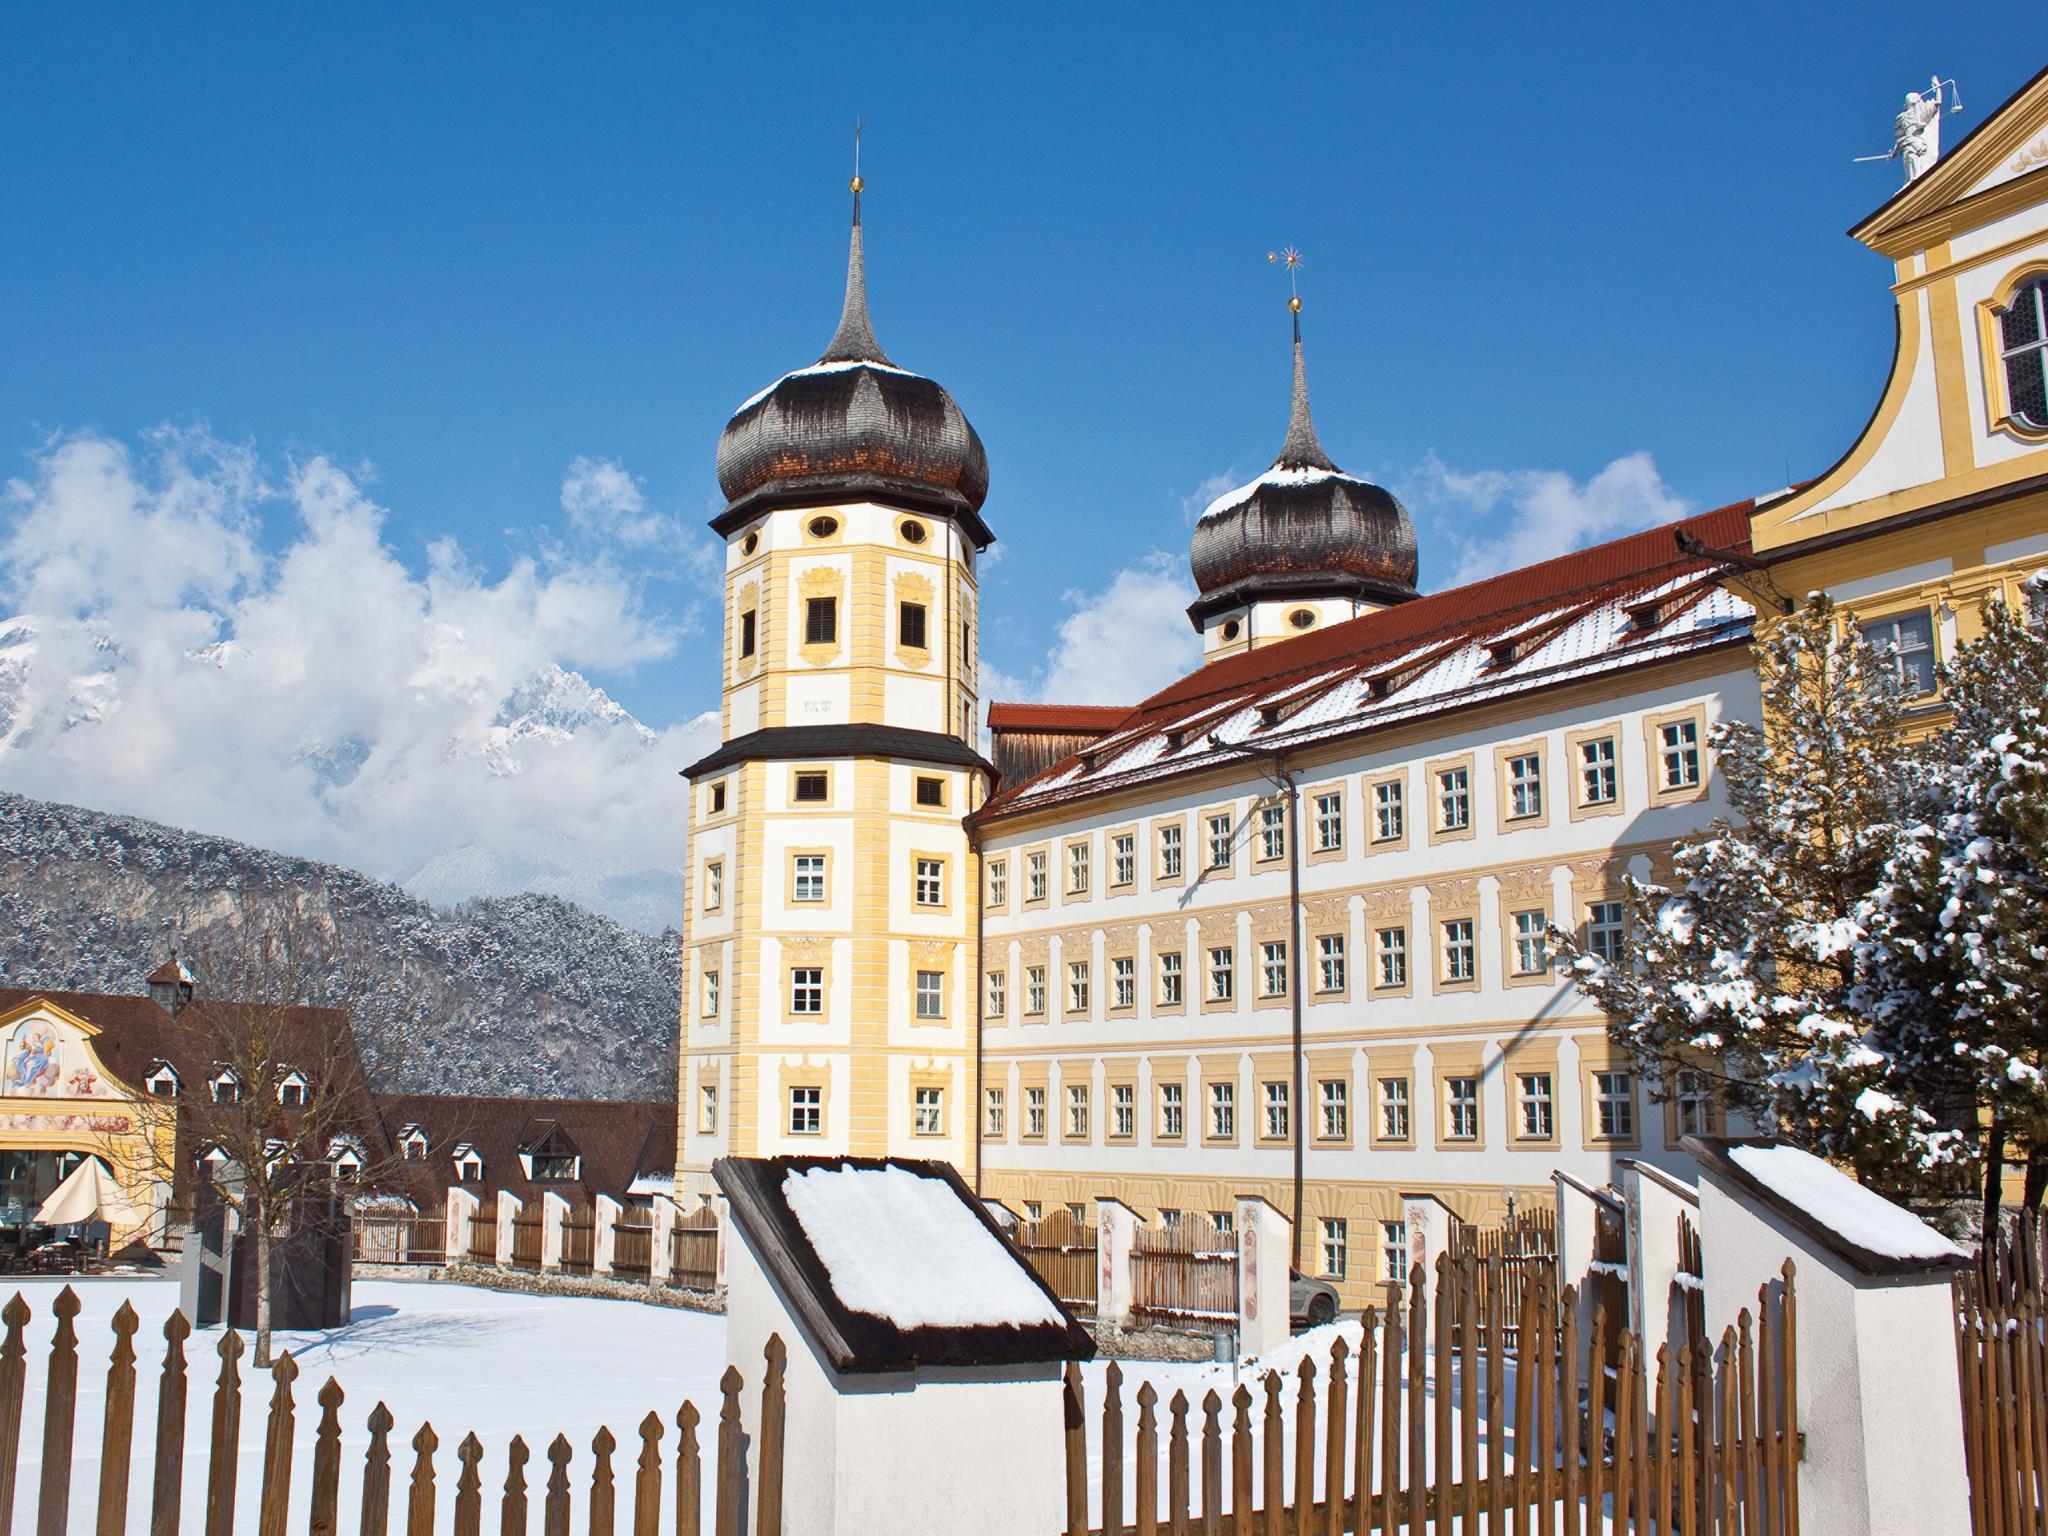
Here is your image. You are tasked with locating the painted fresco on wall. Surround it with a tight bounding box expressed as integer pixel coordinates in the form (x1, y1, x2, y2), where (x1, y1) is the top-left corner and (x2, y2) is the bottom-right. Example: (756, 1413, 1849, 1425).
(0, 1015, 117, 1100)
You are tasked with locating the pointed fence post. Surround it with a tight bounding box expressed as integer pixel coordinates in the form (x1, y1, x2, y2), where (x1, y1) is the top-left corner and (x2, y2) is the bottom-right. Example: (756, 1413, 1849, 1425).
(257, 1352, 298, 1536)
(203, 1327, 244, 1536)
(589, 1427, 616, 1536)
(151, 1311, 189, 1536)
(502, 1436, 531, 1536)
(544, 1435, 573, 1536)
(361, 1403, 395, 1536)
(37, 1284, 81, 1536)
(633, 1413, 663, 1536)
(96, 1300, 141, 1536)
(310, 1380, 345, 1536)
(407, 1424, 439, 1536)
(0, 1295, 29, 1536)
(455, 1434, 484, 1536)
(674, 1404, 700, 1536)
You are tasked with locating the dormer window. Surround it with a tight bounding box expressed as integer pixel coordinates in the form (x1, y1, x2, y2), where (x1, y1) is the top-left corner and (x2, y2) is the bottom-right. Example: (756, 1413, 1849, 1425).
(1998, 276, 2048, 432)
(530, 1151, 580, 1181)
(210, 1069, 244, 1105)
(327, 1136, 364, 1182)
(145, 1064, 180, 1100)
(452, 1143, 483, 1182)
(277, 1071, 309, 1109)
(400, 1125, 429, 1161)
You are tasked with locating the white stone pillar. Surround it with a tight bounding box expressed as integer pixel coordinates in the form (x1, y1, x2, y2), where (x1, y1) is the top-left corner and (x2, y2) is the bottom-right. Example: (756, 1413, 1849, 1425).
(1095, 1199, 1141, 1328)
(712, 1193, 731, 1290)
(982, 1199, 1020, 1235)
(495, 1193, 521, 1268)
(1399, 1192, 1455, 1288)
(594, 1195, 622, 1278)
(542, 1191, 569, 1271)
(1552, 1170, 1603, 1337)
(649, 1196, 678, 1285)
(1619, 1159, 1697, 1368)
(1236, 1194, 1290, 1358)
(445, 1188, 478, 1269)
(1693, 1141, 1970, 1536)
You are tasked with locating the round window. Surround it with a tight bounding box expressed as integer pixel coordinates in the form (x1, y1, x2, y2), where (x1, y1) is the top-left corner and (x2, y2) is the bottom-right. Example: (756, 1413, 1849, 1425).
(1220, 619, 1242, 642)
(741, 531, 760, 556)
(1289, 609, 1317, 631)
(807, 515, 839, 539)
(901, 520, 928, 545)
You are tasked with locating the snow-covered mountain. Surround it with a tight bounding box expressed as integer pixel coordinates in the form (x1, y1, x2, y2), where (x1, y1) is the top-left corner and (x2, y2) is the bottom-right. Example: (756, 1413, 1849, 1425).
(0, 791, 679, 1099)
(460, 661, 658, 777)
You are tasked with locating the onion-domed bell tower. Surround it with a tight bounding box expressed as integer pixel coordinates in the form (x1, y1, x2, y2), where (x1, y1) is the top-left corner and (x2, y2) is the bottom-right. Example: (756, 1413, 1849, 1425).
(1188, 273, 1418, 662)
(676, 154, 994, 1196)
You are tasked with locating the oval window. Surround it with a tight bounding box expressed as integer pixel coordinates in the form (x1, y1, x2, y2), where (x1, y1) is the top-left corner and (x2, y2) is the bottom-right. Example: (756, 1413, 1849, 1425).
(741, 531, 760, 556)
(1289, 609, 1317, 631)
(901, 520, 928, 545)
(807, 515, 839, 539)
(1220, 619, 1242, 642)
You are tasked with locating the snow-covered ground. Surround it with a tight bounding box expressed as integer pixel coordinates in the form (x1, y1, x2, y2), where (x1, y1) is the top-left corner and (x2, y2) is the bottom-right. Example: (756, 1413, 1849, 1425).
(0, 1277, 1481, 1534)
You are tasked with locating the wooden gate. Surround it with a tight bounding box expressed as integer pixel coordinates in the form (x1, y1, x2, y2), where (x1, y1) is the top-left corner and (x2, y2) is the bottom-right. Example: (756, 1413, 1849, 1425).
(1015, 1209, 1097, 1318)
(559, 1205, 595, 1275)
(614, 1212, 654, 1279)
(1063, 1253, 1800, 1536)
(509, 1205, 543, 1270)
(467, 1195, 497, 1263)
(1130, 1214, 1237, 1328)
(671, 1203, 719, 1290)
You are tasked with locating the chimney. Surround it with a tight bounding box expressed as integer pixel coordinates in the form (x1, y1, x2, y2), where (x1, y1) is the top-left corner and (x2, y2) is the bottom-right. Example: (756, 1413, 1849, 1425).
(147, 948, 195, 1015)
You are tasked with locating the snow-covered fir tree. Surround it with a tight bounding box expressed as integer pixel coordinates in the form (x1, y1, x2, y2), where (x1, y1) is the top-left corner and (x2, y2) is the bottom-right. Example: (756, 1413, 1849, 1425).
(1553, 596, 1958, 1195)
(1856, 589, 2048, 1220)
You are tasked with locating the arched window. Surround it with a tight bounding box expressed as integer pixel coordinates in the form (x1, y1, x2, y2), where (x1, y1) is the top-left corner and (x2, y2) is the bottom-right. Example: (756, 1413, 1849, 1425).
(1999, 277, 2048, 431)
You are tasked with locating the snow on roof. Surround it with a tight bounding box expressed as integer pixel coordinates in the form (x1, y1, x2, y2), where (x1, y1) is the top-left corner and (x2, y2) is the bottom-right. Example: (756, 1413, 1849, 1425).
(735, 357, 918, 414)
(1722, 1142, 1965, 1268)
(782, 1165, 1067, 1332)
(627, 1171, 675, 1195)
(1200, 463, 1362, 523)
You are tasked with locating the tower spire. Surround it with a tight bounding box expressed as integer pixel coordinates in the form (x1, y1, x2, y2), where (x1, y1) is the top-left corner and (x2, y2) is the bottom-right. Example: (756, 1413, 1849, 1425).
(820, 118, 891, 366)
(1268, 247, 1335, 471)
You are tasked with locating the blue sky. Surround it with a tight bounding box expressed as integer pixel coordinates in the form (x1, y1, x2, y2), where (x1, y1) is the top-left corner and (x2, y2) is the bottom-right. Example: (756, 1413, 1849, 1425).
(0, 5, 2030, 922)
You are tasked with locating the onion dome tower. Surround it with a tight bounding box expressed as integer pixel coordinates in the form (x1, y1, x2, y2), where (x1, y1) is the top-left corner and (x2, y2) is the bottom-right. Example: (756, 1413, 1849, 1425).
(1188, 288, 1418, 662)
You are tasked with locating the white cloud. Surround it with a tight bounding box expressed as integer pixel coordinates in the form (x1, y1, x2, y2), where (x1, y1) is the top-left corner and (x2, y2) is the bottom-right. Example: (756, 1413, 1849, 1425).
(990, 550, 1201, 711)
(559, 455, 673, 549)
(1401, 450, 1690, 587)
(0, 429, 716, 931)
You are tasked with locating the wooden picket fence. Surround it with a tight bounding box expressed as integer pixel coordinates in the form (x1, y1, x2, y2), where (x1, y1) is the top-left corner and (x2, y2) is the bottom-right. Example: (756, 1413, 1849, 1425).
(614, 1216, 655, 1281)
(0, 1286, 786, 1536)
(1062, 1255, 1801, 1536)
(509, 1207, 543, 1271)
(560, 1207, 596, 1276)
(671, 1207, 719, 1292)
(1131, 1216, 1238, 1329)
(465, 1198, 496, 1265)
(1016, 1211, 1098, 1319)
(352, 1219, 445, 1268)
(1955, 1243, 2048, 1536)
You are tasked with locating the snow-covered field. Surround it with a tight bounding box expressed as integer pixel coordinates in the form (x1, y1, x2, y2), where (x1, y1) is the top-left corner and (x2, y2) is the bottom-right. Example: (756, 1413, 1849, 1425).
(0, 1277, 1466, 1534)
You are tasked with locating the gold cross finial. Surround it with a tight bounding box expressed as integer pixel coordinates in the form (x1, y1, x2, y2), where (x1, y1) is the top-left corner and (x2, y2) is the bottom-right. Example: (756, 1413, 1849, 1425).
(1267, 246, 1304, 312)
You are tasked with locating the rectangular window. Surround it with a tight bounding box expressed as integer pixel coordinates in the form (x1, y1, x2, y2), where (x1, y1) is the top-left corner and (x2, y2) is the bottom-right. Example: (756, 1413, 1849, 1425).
(1375, 926, 1408, 989)
(1445, 1076, 1480, 1141)
(1211, 1210, 1235, 1238)
(1578, 736, 1617, 805)
(983, 1087, 1005, 1138)
(1067, 961, 1090, 1013)
(1314, 791, 1343, 851)
(987, 859, 1008, 906)
(1437, 766, 1471, 831)
(915, 970, 945, 1019)
(704, 861, 723, 911)
(1207, 946, 1235, 1003)
(1442, 919, 1476, 983)
(1066, 1084, 1090, 1139)
(788, 1086, 822, 1136)
(1859, 608, 1937, 696)
(804, 596, 837, 647)
(1112, 1083, 1135, 1139)
(1511, 909, 1549, 975)
(1321, 1218, 1348, 1280)
(1111, 955, 1135, 1010)
(792, 854, 826, 902)
(1206, 814, 1233, 870)
(1658, 719, 1702, 791)
(1258, 803, 1286, 861)
(1263, 1080, 1290, 1140)
(1594, 1070, 1635, 1139)
(914, 1086, 945, 1136)
(1158, 1207, 1182, 1229)
(1378, 1076, 1411, 1141)
(794, 771, 828, 803)
(1316, 933, 1346, 993)
(702, 970, 721, 1017)
(1208, 1081, 1236, 1140)
(1027, 851, 1048, 902)
(914, 775, 945, 807)
(1111, 832, 1135, 887)
(1675, 1069, 1714, 1136)
(1158, 822, 1184, 878)
(1025, 966, 1047, 1016)
(739, 610, 756, 659)
(1158, 951, 1184, 1006)
(1517, 1072, 1555, 1141)
(1507, 752, 1544, 819)
(1372, 779, 1405, 842)
(1067, 841, 1090, 895)
(699, 1084, 718, 1134)
(1319, 1078, 1348, 1140)
(1259, 940, 1289, 998)
(709, 781, 726, 815)
(899, 601, 929, 650)
(1587, 900, 1626, 963)
(1025, 1086, 1047, 1139)
(1382, 1221, 1409, 1285)
(986, 970, 1006, 1018)
(790, 967, 823, 1015)
(915, 857, 945, 907)
(1159, 1082, 1184, 1140)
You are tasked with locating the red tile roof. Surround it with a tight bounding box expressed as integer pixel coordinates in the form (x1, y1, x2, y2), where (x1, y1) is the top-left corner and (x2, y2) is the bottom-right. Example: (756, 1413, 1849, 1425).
(986, 703, 1132, 732)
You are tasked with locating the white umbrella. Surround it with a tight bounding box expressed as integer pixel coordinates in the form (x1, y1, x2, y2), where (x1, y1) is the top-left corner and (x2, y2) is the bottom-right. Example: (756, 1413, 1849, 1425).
(34, 1157, 141, 1227)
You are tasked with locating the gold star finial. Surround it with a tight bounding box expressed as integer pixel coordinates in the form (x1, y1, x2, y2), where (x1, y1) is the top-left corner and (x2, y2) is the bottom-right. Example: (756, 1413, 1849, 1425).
(1267, 247, 1304, 311)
